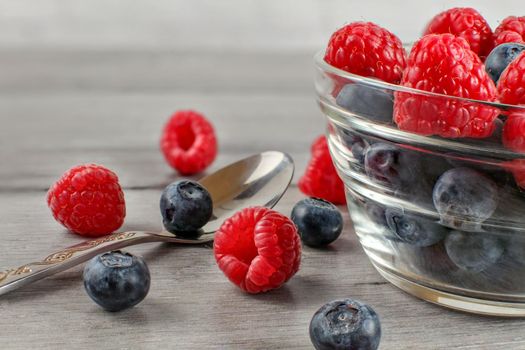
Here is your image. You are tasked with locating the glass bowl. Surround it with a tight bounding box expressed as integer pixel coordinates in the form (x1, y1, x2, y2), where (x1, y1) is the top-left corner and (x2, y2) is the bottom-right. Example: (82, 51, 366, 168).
(314, 51, 525, 316)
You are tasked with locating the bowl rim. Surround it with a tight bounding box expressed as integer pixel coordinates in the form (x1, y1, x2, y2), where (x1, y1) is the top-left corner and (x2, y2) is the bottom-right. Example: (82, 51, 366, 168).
(313, 51, 525, 111)
(314, 50, 525, 159)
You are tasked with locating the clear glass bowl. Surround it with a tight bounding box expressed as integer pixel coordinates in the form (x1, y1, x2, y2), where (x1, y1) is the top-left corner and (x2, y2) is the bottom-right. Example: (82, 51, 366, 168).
(314, 51, 525, 316)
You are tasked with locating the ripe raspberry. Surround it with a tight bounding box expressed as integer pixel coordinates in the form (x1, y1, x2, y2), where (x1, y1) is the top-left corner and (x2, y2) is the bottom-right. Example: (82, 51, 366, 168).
(299, 136, 346, 205)
(394, 34, 499, 138)
(324, 22, 406, 84)
(503, 112, 525, 152)
(424, 7, 494, 59)
(160, 110, 217, 175)
(47, 164, 126, 237)
(311, 135, 326, 155)
(213, 207, 301, 294)
(498, 51, 525, 105)
(494, 16, 525, 46)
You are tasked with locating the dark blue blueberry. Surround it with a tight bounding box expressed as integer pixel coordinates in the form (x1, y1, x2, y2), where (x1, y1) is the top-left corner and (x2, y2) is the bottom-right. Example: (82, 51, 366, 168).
(338, 129, 369, 165)
(484, 185, 525, 224)
(503, 235, 525, 266)
(291, 197, 343, 247)
(83, 251, 150, 312)
(444, 231, 504, 272)
(420, 153, 453, 184)
(309, 299, 381, 350)
(160, 180, 213, 233)
(338, 129, 362, 146)
(364, 200, 387, 228)
(401, 242, 458, 277)
(384, 208, 448, 247)
(485, 43, 525, 83)
(364, 143, 422, 191)
(336, 83, 393, 123)
(432, 168, 499, 230)
(350, 139, 368, 165)
(362, 200, 403, 242)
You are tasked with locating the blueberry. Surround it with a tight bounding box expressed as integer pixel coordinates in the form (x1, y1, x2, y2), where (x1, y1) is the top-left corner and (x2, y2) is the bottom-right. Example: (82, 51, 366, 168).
(361, 200, 403, 242)
(291, 197, 343, 247)
(420, 153, 453, 184)
(83, 251, 150, 312)
(432, 168, 498, 230)
(160, 180, 213, 233)
(400, 242, 458, 278)
(503, 235, 525, 266)
(485, 43, 525, 83)
(444, 231, 504, 272)
(349, 138, 368, 165)
(384, 208, 448, 247)
(309, 299, 381, 350)
(364, 200, 387, 227)
(484, 185, 525, 224)
(364, 143, 422, 191)
(338, 129, 369, 165)
(336, 83, 393, 123)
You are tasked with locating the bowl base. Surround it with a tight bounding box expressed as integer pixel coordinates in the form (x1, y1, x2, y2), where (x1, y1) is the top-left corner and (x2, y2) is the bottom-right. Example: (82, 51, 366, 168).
(373, 263, 525, 317)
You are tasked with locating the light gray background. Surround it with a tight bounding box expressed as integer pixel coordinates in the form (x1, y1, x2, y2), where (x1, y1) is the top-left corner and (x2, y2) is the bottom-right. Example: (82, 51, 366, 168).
(0, 0, 522, 50)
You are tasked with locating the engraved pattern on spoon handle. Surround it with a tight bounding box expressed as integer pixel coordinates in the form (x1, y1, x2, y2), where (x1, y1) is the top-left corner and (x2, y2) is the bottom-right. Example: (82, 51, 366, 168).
(0, 231, 162, 296)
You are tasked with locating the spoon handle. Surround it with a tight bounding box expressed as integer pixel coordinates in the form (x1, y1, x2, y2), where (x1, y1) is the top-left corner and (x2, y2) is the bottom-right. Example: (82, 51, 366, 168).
(0, 231, 162, 297)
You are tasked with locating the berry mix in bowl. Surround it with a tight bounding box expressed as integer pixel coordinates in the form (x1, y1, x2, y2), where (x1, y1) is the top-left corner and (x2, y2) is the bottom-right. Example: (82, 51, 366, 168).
(316, 8, 525, 316)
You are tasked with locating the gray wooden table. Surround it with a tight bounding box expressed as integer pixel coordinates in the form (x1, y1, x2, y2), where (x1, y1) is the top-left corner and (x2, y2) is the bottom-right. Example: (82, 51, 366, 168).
(0, 50, 524, 349)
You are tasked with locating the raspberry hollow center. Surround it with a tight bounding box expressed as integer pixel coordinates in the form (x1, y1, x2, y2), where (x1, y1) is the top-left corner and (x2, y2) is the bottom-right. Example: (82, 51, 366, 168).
(232, 225, 258, 266)
(175, 122, 196, 150)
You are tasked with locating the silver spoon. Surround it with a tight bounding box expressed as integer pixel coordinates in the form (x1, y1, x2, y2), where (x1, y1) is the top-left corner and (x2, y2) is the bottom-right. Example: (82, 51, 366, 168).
(0, 151, 294, 296)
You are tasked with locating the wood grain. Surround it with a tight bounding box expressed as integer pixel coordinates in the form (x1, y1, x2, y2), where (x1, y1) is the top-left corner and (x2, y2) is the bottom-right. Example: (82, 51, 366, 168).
(1, 50, 525, 349)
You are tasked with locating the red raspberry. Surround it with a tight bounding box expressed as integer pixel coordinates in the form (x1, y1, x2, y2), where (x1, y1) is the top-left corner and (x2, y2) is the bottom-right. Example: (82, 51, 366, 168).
(213, 207, 301, 294)
(503, 112, 525, 152)
(494, 16, 525, 46)
(324, 22, 406, 84)
(394, 34, 499, 138)
(311, 135, 326, 155)
(424, 7, 494, 59)
(47, 164, 126, 237)
(299, 136, 346, 205)
(498, 51, 525, 105)
(160, 110, 217, 175)
(495, 31, 524, 46)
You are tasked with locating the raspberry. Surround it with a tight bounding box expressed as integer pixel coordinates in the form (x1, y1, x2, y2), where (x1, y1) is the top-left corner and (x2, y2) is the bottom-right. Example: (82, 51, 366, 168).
(47, 164, 126, 237)
(160, 110, 217, 175)
(424, 7, 494, 59)
(503, 112, 525, 152)
(393, 34, 499, 138)
(498, 51, 525, 105)
(311, 135, 326, 154)
(299, 136, 346, 204)
(496, 31, 524, 46)
(324, 22, 406, 84)
(213, 207, 301, 294)
(494, 16, 525, 46)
